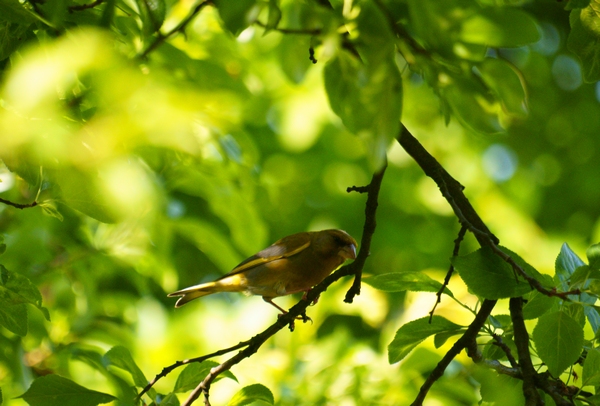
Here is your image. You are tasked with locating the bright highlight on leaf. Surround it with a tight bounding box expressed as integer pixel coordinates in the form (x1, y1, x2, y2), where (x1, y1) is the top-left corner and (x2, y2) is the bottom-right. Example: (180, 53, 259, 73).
(228, 383, 274, 406)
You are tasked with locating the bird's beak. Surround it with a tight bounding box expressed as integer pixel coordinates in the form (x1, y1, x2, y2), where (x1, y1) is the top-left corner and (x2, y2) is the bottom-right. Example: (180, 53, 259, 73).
(340, 243, 357, 260)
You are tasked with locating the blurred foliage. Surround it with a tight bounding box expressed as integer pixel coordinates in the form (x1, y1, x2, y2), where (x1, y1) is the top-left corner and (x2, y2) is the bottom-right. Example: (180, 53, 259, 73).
(0, 0, 600, 405)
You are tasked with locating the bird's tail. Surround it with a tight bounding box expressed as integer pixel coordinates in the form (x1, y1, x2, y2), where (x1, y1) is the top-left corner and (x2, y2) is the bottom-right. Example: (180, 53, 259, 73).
(168, 282, 217, 307)
(168, 274, 247, 307)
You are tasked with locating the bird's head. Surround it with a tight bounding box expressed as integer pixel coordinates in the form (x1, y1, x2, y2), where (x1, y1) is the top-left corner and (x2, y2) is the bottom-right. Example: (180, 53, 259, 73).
(314, 229, 358, 260)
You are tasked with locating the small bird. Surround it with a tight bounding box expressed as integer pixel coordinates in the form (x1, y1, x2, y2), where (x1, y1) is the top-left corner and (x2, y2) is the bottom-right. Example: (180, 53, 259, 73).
(168, 229, 357, 314)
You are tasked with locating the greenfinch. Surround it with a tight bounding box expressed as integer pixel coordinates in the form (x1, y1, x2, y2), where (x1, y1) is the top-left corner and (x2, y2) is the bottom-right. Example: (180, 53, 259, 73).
(168, 229, 357, 313)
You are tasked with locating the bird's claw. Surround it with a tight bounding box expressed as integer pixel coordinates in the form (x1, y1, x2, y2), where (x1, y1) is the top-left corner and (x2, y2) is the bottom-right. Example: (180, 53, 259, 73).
(300, 311, 312, 324)
(278, 311, 312, 331)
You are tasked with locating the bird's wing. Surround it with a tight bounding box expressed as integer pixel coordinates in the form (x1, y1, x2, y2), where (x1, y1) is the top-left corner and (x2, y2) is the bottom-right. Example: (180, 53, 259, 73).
(217, 232, 312, 280)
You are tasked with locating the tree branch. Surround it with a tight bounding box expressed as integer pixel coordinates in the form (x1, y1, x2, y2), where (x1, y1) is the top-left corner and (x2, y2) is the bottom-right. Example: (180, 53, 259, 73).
(0, 197, 37, 209)
(138, 0, 213, 59)
(344, 162, 387, 303)
(397, 127, 578, 301)
(397, 126, 498, 247)
(510, 297, 544, 405)
(137, 340, 251, 401)
(410, 299, 497, 406)
(139, 167, 386, 405)
(398, 126, 580, 404)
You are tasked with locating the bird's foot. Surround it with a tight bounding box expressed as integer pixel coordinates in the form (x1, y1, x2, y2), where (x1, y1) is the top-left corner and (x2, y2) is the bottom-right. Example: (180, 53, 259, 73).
(300, 311, 313, 324)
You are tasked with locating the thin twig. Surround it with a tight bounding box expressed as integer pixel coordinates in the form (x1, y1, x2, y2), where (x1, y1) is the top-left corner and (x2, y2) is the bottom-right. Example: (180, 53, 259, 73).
(138, 0, 213, 59)
(136, 340, 251, 401)
(491, 245, 581, 300)
(0, 197, 37, 209)
(429, 224, 467, 322)
(345, 162, 387, 303)
(491, 333, 518, 369)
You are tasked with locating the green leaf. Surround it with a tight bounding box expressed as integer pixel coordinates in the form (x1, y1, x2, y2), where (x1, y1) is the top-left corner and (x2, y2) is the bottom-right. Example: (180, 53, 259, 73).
(19, 375, 116, 406)
(136, 0, 166, 37)
(263, 0, 281, 33)
(0, 0, 36, 24)
(475, 368, 524, 405)
(324, 51, 402, 169)
(522, 289, 557, 320)
(354, 0, 396, 64)
(566, 0, 591, 9)
(587, 243, 600, 269)
(276, 35, 312, 83)
(174, 219, 242, 273)
(0, 301, 27, 336)
(478, 58, 527, 118)
(70, 347, 138, 402)
(228, 384, 274, 406)
(39, 0, 68, 27)
(0, 264, 50, 328)
(433, 329, 464, 348)
(57, 168, 119, 223)
(388, 316, 462, 364)
(103, 346, 148, 389)
(159, 393, 180, 406)
(172, 168, 267, 256)
(489, 314, 512, 329)
(568, 2, 600, 82)
(363, 272, 453, 296)
(584, 306, 600, 334)
(460, 7, 540, 47)
(441, 76, 503, 135)
(532, 311, 584, 376)
(39, 200, 64, 222)
(174, 361, 237, 393)
(213, 0, 257, 36)
(452, 247, 539, 299)
(99, 0, 117, 27)
(0, 21, 31, 61)
(583, 348, 600, 387)
(555, 243, 586, 290)
(570, 265, 597, 288)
